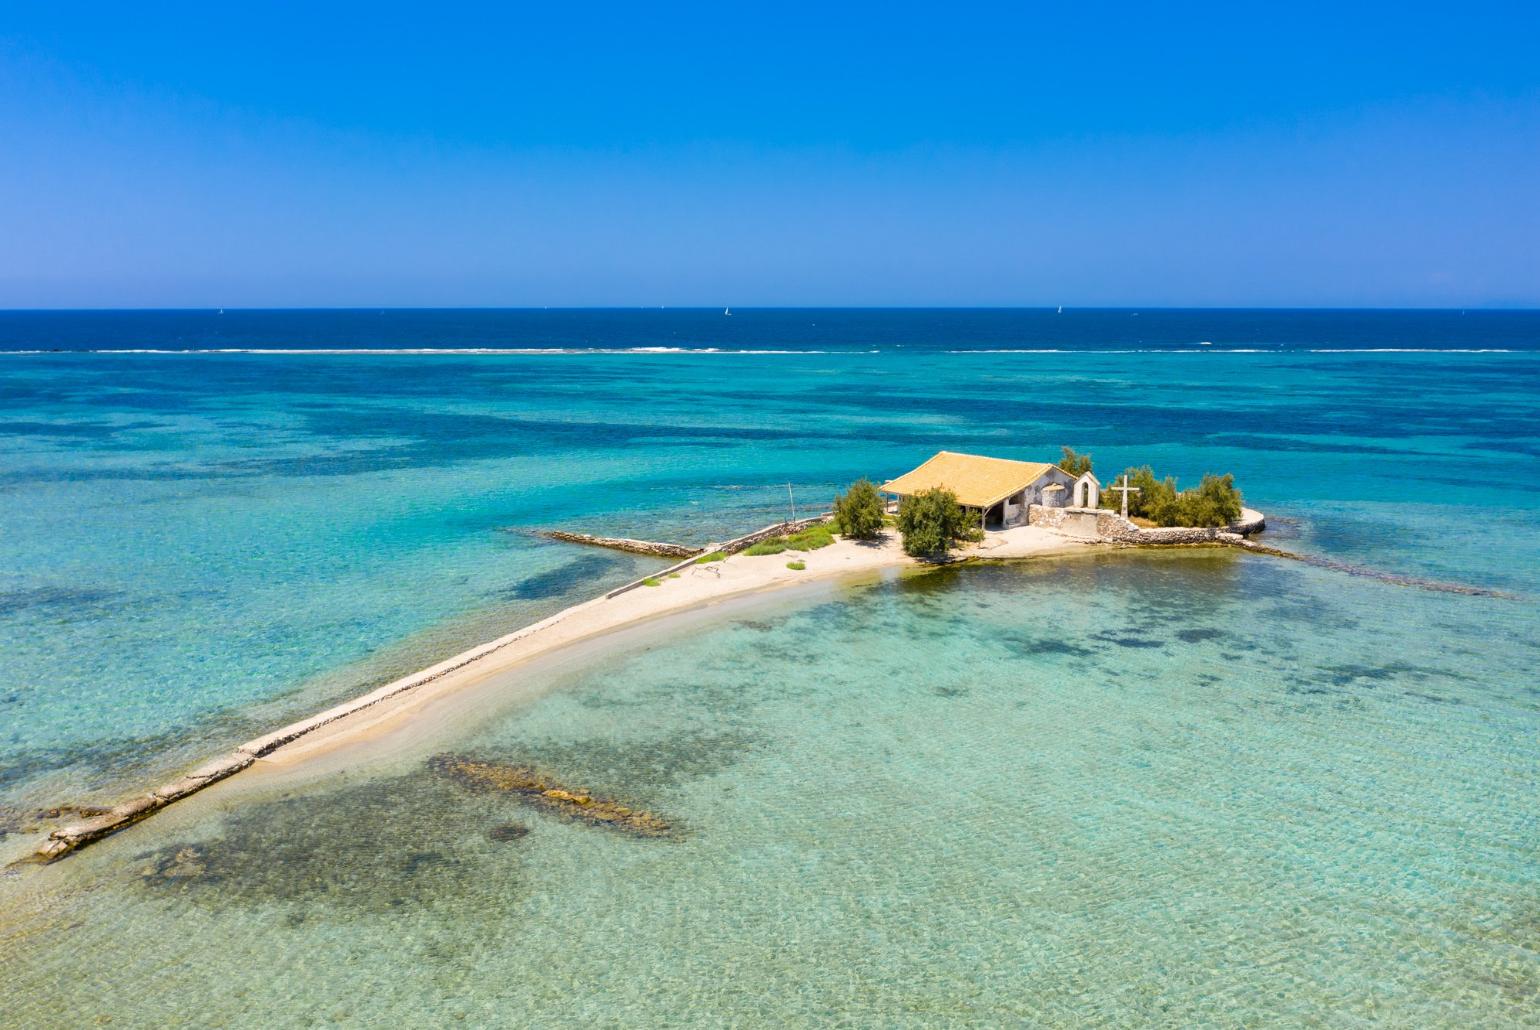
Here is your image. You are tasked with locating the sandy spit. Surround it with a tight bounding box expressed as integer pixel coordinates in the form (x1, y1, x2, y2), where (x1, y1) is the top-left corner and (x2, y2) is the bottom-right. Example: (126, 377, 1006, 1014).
(19, 526, 1094, 863)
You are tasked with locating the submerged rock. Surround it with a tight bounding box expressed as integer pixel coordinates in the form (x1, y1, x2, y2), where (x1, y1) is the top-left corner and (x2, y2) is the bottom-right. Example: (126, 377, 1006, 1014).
(428, 754, 674, 838)
(143, 844, 209, 880)
(132, 772, 497, 915)
(3, 802, 113, 837)
(487, 823, 530, 843)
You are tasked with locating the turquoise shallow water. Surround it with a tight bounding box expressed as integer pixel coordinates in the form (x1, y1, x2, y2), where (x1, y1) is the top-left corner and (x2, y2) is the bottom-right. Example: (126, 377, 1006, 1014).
(1, 311, 1538, 1024)
(1, 554, 1535, 1025)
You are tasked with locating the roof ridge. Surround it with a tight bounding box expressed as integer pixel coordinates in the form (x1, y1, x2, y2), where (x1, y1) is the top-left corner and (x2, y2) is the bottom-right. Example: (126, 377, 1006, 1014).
(937, 449, 1047, 465)
(880, 450, 1063, 508)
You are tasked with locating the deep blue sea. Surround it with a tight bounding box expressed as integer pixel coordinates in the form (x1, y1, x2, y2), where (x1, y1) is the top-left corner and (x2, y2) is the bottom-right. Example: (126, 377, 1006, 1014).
(1, 310, 1537, 1025)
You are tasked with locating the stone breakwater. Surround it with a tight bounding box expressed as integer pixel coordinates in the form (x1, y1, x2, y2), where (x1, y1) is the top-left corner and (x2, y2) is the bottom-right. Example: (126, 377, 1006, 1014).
(529, 515, 834, 564)
(535, 531, 702, 559)
(1234, 541, 1519, 599)
(602, 513, 834, 600)
(1027, 504, 1515, 599)
(32, 753, 256, 861)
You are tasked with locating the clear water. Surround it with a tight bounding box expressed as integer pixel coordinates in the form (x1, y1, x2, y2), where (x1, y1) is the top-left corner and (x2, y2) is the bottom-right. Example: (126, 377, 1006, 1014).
(2, 556, 1535, 1025)
(1, 310, 1537, 1025)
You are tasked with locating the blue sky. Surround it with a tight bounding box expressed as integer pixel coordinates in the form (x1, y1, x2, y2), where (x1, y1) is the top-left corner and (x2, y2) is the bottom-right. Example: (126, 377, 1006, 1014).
(2, 2, 1536, 307)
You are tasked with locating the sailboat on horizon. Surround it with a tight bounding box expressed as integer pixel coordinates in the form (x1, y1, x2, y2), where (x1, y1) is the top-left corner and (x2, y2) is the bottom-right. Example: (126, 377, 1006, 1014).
(724, 307, 732, 316)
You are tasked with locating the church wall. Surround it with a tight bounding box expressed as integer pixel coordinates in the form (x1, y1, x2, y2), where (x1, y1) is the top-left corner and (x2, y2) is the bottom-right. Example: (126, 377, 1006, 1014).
(1025, 466, 1077, 507)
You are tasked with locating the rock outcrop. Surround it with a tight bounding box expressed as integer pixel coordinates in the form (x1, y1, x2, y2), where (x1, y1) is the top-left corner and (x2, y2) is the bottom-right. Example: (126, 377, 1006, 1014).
(31, 751, 254, 863)
(428, 754, 673, 838)
(537, 531, 701, 559)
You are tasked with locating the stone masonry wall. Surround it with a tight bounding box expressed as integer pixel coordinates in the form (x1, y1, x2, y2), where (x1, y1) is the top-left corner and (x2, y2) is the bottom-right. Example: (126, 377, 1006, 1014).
(718, 514, 832, 556)
(1028, 505, 1259, 546)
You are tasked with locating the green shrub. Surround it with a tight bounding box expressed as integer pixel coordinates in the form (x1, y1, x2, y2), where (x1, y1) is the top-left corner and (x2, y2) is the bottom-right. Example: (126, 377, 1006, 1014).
(1161, 473, 1242, 527)
(785, 560, 806, 571)
(1101, 465, 1176, 519)
(1057, 446, 1094, 478)
(746, 522, 836, 556)
(1103, 466, 1243, 527)
(786, 522, 835, 550)
(833, 479, 885, 540)
(896, 487, 975, 558)
(695, 551, 727, 563)
(642, 577, 662, 587)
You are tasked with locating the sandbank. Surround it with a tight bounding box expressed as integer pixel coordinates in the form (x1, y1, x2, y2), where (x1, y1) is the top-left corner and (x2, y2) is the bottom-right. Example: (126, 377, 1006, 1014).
(19, 524, 1096, 862)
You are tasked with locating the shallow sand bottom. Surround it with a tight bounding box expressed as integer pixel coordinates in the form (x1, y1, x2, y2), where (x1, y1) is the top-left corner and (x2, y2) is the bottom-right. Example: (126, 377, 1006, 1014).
(9, 525, 1088, 865)
(2, 551, 1535, 1026)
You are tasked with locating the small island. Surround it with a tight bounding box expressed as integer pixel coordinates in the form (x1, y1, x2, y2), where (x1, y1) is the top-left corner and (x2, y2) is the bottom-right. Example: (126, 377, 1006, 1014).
(24, 445, 1265, 863)
(873, 447, 1263, 557)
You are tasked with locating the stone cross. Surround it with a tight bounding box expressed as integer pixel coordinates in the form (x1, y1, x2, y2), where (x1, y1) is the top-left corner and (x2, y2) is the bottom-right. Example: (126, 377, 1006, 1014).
(1112, 474, 1141, 518)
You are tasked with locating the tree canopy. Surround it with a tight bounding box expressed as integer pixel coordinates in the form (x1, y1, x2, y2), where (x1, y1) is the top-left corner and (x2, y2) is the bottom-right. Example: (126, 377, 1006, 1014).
(832, 478, 885, 540)
(1057, 446, 1093, 478)
(1101, 466, 1243, 527)
(896, 487, 976, 557)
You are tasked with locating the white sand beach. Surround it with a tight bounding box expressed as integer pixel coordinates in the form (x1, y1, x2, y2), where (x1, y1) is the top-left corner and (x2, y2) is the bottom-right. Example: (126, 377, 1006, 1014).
(14, 524, 1097, 863)
(257, 525, 1089, 767)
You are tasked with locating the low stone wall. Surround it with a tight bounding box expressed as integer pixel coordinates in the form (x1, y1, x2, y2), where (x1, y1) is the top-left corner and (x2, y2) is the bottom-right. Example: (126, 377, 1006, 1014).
(539, 531, 701, 559)
(1028, 505, 1261, 546)
(1096, 512, 1247, 545)
(34, 752, 255, 861)
(1229, 508, 1266, 536)
(1025, 506, 1103, 539)
(1027, 505, 1100, 534)
(600, 513, 834, 600)
(719, 514, 831, 556)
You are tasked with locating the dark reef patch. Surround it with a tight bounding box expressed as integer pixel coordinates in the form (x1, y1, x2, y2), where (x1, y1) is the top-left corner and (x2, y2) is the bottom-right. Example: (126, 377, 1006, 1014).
(999, 635, 1094, 658)
(500, 553, 626, 601)
(1315, 661, 1472, 688)
(1403, 691, 1460, 705)
(428, 755, 674, 838)
(1175, 627, 1227, 643)
(472, 731, 756, 799)
(1092, 632, 1166, 650)
(0, 586, 122, 619)
(732, 618, 786, 634)
(135, 771, 521, 916)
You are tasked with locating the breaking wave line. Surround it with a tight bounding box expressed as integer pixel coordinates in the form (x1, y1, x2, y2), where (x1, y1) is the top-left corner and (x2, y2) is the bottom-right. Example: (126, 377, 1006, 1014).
(0, 346, 833, 356)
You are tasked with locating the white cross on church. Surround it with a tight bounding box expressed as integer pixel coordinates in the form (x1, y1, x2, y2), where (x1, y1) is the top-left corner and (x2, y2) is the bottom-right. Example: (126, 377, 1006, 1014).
(1111, 474, 1141, 518)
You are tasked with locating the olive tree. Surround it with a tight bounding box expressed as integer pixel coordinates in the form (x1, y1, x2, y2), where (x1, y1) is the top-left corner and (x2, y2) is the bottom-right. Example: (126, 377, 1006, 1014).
(896, 487, 975, 558)
(1057, 446, 1094, 478)
(833, 478, 885, 540)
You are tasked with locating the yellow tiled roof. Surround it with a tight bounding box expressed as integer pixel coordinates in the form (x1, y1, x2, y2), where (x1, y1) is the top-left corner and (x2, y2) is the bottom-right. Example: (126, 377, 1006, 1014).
(880, 451, 1057, 508)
